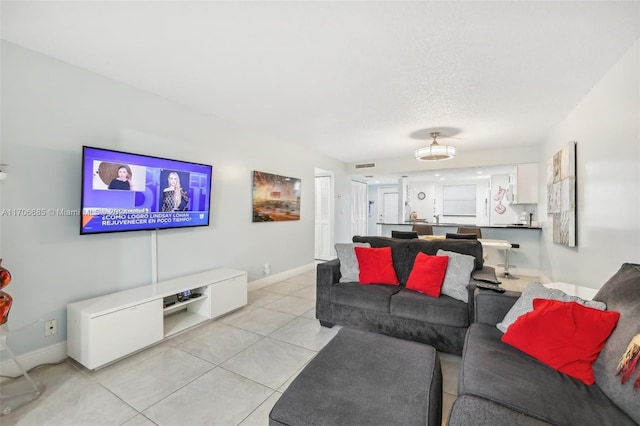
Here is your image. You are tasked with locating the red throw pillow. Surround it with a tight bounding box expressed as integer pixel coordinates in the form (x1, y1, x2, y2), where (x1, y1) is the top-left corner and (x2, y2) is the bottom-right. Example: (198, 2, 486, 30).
(405, 252, 449, 297)
(502, 298, 620, 385)
(354, 246, 399, 285)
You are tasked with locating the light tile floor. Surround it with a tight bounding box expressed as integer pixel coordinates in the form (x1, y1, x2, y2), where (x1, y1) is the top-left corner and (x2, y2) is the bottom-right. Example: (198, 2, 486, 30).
(1, 268, 536, 426)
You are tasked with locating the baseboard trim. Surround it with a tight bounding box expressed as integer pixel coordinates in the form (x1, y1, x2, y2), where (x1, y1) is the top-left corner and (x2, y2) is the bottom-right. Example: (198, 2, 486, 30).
(248, 263, 315, 292)
(0, 341, 68, 379)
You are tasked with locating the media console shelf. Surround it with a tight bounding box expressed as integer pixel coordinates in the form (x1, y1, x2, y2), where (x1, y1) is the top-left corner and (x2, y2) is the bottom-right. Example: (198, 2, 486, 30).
(67, 268, 247, 370)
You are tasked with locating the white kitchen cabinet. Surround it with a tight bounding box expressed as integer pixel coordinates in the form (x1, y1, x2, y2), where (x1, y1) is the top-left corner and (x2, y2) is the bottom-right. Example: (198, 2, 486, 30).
(67, 268, 247, 369)
(510, 163, 539, 204)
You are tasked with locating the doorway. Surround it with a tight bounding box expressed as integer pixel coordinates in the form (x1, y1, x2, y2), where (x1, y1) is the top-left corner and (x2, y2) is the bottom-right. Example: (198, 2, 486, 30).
(351, 180, 367, 237)
(378, 186, 399, 224)
(314, 173, 333, 260)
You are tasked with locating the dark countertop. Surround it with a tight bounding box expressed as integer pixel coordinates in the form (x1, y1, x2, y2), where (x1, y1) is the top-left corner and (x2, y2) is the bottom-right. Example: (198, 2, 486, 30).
(377, 222, 541, 229)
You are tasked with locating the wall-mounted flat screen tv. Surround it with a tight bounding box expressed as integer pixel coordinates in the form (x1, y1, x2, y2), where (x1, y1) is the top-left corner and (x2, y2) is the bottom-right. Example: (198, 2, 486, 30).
(80, 146, 213, 235)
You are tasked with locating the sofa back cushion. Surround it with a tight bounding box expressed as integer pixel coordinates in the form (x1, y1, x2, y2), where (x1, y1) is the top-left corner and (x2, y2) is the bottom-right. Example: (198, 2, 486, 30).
(352, 236, 484, 287)
(407, 239, 483, 271)
(592, 263, 640, 424)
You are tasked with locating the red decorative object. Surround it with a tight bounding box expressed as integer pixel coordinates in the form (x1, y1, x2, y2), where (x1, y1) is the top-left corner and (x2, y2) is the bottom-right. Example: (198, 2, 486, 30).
(0, 258, 13, 325)
(354, 246, 399, 285)
(616, 333, 640, 392)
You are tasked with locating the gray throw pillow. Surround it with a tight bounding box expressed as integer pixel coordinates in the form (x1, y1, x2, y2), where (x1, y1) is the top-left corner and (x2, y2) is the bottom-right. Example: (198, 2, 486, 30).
(335, 243, 371, 283)
(496, 281, 607, 333)
(437, 249, 475, 303)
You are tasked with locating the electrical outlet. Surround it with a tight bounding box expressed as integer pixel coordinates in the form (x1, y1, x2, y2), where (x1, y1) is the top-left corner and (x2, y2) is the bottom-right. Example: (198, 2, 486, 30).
(45, 319, 57, 337)
(263, 263, 270, 275)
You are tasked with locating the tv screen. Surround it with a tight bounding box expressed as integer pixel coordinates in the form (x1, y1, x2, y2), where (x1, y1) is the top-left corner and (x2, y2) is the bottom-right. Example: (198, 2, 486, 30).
(80, 146, 213, 235)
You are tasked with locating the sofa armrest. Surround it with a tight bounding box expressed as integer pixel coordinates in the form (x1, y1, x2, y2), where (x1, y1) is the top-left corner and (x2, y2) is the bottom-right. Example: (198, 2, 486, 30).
(466, 265, 499, 322)
(474, 288, 521, 326)
(316, 259, 341, 324)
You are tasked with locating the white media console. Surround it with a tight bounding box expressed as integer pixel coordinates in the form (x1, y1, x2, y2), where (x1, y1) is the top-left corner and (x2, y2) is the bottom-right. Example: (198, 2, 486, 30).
(67, 268, 247, 369)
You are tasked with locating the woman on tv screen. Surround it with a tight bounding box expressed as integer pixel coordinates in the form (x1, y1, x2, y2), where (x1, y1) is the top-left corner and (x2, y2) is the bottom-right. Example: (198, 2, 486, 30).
(161, 171, 189, 212)
(108, 165, 132, 190)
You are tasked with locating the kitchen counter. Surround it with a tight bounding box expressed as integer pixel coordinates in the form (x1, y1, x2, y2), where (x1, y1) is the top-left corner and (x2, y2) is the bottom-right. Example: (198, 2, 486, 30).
(377, 222, 541, 229)
(375, 222, 542, 276)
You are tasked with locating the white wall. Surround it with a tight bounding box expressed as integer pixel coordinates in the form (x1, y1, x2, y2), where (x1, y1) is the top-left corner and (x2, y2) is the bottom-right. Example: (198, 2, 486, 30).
(539, 39, 640, 288)
(0, 41, 346, 356)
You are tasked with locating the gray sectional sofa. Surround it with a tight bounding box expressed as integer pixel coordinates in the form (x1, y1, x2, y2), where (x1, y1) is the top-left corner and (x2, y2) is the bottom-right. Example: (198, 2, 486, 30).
(316, 235, 499, 355)
(448, 262, 640, 426)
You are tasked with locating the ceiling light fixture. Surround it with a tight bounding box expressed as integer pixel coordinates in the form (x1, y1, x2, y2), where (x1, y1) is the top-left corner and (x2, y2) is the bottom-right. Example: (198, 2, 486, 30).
(415, 132, 456, 161)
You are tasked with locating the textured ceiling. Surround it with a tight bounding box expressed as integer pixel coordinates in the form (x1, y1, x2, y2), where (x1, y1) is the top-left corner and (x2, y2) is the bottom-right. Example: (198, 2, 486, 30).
(2, 1, 639, 164)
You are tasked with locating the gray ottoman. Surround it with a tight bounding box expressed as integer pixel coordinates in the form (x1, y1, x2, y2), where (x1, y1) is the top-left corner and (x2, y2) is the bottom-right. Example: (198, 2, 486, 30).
(269, 327, 443, 426)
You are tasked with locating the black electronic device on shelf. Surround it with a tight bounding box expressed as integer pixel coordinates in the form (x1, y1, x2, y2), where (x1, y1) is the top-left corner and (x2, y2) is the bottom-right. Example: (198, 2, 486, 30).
(177, 290, 192, 302)
(175, 290, 203, 302)
(163, 294, 178, 307)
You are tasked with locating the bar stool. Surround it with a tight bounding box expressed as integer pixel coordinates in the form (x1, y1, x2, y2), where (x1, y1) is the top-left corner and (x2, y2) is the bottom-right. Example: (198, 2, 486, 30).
(411, 224, 433, 236)
(456, 226, 483, 238)
(391, 230, 419, 239)
(499, 243, 520, 279)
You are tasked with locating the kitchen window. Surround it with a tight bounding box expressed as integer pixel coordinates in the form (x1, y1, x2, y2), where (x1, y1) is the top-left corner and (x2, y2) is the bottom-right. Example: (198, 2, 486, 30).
(443, 185, 476, 216)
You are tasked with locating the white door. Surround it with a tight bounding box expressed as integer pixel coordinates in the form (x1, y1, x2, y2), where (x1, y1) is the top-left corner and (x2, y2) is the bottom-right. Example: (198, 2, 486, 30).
(315, 175, 332, 260)
(379, 187, 399, 223)
(351, 181, 367, 237)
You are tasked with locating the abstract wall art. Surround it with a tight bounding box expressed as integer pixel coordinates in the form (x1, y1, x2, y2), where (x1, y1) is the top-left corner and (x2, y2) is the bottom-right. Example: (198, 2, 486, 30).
(252, 171, 301, 222)
(547, 141, 577, 246)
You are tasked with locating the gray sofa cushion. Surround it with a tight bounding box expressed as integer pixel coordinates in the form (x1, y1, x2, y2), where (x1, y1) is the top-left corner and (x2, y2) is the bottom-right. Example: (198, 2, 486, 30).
(459, 323, 637, 426)
(331, 282, 401, 312)
(449, 395, 552, 426)
(437, 249, 475, 303)
(391, 289, 469, 327)
(335, 242, 371, 282)
(592, 263, 640, 424)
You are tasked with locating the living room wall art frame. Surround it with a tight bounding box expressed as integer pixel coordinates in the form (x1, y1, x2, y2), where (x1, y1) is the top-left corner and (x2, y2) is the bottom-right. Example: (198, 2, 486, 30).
(547, 141, 577, 247)
(252, 171, 301, 222)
